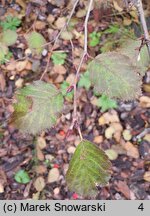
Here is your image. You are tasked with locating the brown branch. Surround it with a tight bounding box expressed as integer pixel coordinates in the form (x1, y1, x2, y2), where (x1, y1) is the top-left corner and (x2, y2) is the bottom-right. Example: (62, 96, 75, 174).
(70, 0, 93, 139)
(135, 0, 150, 57)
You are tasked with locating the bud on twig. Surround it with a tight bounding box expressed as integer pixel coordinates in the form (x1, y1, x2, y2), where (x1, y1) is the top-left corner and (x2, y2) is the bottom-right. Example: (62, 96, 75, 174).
(66, 85, 74, 93)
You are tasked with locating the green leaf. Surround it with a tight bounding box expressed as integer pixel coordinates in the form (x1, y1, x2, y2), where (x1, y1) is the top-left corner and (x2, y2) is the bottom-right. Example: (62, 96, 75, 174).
(78, 71, 91, 90)
(104, 24, 120, 34)
(88, 52, 142, 100)
(1, 30, 18, 46)
(96, 94, 117, 112)
(11, 81, 64, 135)
(100, 27, 135, 53)
(66, 139, 111, 197)
(0, 51, 12, 64)
(0, 16, 21, 30)
(14, 169, 30, 184)
(5, 51, 13, 60)
(51, 52, 67, 65)
(60, 81, 73, 100)
(27, 31, 46, 54)
(89, 32, 101, 47)
(120, 39, 149, 76)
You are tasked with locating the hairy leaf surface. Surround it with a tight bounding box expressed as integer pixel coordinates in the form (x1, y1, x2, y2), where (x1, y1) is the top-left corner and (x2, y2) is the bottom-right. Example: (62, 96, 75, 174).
(11, 81, 64, 134)
(120, 39, 149, 76)
(66, 140, 111, 197)
(1, 30, 18, 46)
(88, 52, 141, 100)
(27, 32, 46, 54)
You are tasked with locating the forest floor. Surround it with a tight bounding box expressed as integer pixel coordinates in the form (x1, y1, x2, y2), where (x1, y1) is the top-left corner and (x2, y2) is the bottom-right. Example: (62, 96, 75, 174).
(0, 0, 150, 200)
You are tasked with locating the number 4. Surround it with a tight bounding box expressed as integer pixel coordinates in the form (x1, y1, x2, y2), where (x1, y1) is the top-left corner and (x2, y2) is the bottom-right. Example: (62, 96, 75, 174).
(138, 203, 144, 211)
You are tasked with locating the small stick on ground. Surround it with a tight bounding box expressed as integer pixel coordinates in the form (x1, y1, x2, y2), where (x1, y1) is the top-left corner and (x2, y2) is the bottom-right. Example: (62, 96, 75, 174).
(135, 128, 150, 140)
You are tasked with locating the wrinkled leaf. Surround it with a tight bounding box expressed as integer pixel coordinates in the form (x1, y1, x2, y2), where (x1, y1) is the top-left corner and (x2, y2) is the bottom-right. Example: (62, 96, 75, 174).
(66, 139, 111, 197)
(88, 52, 142, 100)
(11, 80, 64, 134)
(14, 169, 30, 184)
(27, 31, 46, 54)
(1, 30, 18, 46)
(120, 39, 149, 76)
